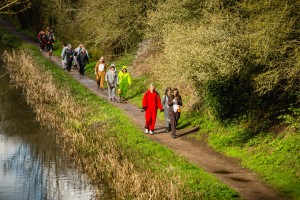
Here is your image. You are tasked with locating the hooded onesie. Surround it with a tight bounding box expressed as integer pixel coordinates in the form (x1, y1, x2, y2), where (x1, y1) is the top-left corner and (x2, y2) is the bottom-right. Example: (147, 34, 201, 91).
(142, 90, 163, 131)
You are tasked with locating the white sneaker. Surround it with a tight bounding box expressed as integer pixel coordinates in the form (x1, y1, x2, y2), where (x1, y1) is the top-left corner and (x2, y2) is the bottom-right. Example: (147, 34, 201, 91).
(145, 129, 149, 134)
(149, 130, 153, 135)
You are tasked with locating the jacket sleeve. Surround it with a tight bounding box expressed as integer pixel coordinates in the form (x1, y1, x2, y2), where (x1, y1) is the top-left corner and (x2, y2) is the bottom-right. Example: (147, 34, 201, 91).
(94, 61, 99, 72)
(156, 93, 163, 110)
(105, 71, 108, 81)
(178, 95, 183, 106)
(128, 73, 132, 85)
(142, 92, 147, 109)
(161, 95, 165, 105)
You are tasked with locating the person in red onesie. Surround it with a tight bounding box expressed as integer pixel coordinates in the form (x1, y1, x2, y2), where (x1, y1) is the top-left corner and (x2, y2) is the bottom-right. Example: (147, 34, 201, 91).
(141, 83, 163, 135)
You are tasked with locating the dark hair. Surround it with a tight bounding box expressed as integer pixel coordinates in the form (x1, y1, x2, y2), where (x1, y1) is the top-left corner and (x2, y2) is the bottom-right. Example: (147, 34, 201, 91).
(164, 87, 172, 95)
(173, 88, 180, 97)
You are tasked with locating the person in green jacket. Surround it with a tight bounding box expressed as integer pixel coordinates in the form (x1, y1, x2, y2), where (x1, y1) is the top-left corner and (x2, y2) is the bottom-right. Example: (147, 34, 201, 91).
(118, 66, 132, 102)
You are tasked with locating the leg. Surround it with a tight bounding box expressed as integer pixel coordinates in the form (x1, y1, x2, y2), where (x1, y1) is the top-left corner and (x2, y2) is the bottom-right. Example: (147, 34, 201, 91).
(99, 72, 106, 90)
(111, 87, 116, 101)
(145, 110, 152, 131)
(82, 65, 85, 76)
(174, 112, 181, 128)
(164, 109, 169, 132)
(149, 109, 157, 132)
(169, 112, 177, 138)
(107, 85, 112, 100)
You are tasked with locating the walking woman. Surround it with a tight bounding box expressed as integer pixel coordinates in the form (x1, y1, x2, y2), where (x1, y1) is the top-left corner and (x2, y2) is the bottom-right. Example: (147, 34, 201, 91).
(105, 64, 118, 102)
(161, 87, 172, 132)
(141, 83, 163, 135)
(77, 48, 89, 77)
(118, 66, 132, 102)
(168, 88, 182, 138)
(94, 56, 107, 90)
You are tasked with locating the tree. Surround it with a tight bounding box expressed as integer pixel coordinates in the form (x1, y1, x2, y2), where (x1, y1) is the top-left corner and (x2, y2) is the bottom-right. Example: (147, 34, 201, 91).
(0, 0, 31, 15)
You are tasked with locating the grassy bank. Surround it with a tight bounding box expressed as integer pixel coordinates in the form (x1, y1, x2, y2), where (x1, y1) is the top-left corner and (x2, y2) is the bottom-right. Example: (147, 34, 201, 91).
(51, 33, 299, 199)
(2, 43, 239, 199)
(112, 64, 300, 199)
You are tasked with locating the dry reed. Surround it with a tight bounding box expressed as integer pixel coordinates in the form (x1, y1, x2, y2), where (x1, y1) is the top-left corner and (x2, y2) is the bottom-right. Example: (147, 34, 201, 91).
(3, 49, 185, 200)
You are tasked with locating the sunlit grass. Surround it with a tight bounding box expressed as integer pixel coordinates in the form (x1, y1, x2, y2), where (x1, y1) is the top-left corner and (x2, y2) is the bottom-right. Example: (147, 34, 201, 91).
(3, 43, 239, 199)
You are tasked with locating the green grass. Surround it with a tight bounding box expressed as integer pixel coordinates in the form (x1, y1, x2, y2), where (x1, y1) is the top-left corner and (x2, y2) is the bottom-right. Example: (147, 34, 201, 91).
(123, 59, 300, 199)
(19, 43, 240, 199)
(186, 115, 300, 200)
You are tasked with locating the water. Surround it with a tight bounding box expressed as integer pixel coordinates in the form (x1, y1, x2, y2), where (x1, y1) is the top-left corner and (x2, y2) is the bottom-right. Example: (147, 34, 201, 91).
(0, 61, 95, 199)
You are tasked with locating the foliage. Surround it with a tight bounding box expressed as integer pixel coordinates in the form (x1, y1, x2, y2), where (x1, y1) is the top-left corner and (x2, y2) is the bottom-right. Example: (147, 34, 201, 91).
(279, 107, 300, 132)
(0, 26, 23, 48)
(144, 0, 300, 126)
(0, 0, 31, 15)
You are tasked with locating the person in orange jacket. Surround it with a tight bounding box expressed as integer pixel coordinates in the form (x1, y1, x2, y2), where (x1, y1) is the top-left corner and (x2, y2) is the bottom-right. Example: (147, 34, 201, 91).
(94, 56, 107, 90)
(141, 83, 163, 135)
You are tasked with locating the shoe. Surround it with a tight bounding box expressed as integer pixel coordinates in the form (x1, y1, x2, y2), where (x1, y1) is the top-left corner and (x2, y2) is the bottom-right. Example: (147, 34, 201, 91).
(165, 128, 169, 133)
(145, 128, 149, 134)
(109, 98, 112, 102)
(171, 134, 177, 139)
(149, 130, 154, 135)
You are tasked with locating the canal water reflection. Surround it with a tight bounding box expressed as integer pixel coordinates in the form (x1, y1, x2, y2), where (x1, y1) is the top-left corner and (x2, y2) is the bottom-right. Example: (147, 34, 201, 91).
(0, 61, 95, 199)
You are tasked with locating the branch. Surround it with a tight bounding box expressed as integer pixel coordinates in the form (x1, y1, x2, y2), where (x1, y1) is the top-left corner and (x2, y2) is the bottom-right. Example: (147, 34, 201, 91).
(0, 0, 31, 14)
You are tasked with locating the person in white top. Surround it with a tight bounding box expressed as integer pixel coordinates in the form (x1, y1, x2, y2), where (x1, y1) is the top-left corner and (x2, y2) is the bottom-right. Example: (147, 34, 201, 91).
(60, 43, 67, 69)
(168, 88, 182, 138)
(94, 56, 107, 90)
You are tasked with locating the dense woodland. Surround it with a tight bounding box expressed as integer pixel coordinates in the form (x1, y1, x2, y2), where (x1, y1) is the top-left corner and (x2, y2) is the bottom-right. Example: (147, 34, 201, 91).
(11, 0, 299, 131)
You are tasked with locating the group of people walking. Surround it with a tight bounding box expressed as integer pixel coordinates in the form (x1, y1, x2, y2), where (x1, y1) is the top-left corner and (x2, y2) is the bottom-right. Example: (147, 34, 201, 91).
(38, 30, 181, 138)
(38, 27, 55, 59)
(142, 84, 182, 138)
(61, 43, 89, 76)
(94, 56, 132, 102)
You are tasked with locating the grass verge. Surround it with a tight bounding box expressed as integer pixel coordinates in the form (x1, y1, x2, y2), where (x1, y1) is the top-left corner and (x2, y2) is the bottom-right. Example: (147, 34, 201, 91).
(2, 42, 239, 199)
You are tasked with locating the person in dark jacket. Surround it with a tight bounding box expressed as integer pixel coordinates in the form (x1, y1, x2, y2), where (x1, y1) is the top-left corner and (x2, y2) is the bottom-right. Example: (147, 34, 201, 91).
(168, 88, 182, 138)
(77, 48, 89, 77)
(46, 33, 55, 59)
(63, 44, 74, 72)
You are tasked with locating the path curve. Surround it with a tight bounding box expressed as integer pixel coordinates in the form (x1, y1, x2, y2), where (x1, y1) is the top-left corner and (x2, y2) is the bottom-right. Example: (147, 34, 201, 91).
(0, 19, 285, 200)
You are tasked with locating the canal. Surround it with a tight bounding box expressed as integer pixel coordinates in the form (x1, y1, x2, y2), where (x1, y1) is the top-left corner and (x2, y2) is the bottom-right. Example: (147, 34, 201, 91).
(0, 58, 95, 199)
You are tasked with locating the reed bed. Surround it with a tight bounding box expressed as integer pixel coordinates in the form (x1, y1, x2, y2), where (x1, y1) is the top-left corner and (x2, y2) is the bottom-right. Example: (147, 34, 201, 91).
(3, 49, 186, 199)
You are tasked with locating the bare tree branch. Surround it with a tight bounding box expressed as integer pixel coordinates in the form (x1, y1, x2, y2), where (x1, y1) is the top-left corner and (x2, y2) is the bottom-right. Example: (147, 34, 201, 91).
(0, 0, 31, 15)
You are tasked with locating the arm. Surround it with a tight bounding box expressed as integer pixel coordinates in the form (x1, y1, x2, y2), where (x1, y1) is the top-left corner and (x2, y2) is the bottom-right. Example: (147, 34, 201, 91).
(156, 93, 163, 110)
(128, 73, 132, 85)
(94, 61, 99, 72)
(105, 71, 108, 81)
(161, 95, 165, 106)
(142, 92, 148, 109)
(86, 54, 89, 63)
(178, 95, 183, 106)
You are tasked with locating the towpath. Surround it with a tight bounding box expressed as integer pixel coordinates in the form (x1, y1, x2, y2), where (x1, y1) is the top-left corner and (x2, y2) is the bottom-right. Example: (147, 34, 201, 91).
(0, 19, 285, 200)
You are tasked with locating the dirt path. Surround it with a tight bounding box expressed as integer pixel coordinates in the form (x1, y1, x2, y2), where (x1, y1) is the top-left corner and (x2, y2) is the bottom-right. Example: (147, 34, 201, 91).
(0, 19, 285, 200)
